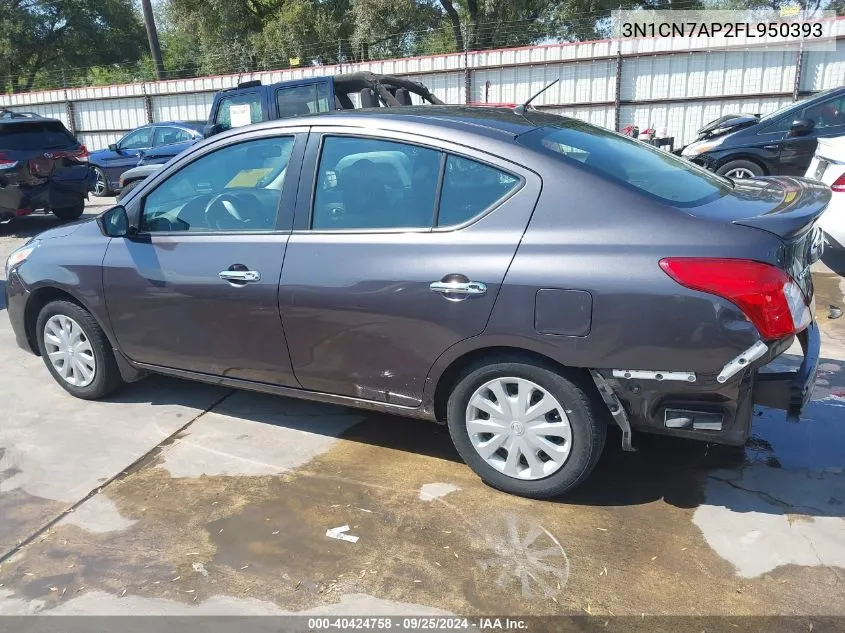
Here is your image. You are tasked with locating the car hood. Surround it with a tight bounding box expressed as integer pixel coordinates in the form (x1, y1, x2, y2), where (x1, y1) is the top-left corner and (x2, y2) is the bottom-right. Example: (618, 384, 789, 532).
(35, 216, 95, 241)
(695, 114, 759, 140)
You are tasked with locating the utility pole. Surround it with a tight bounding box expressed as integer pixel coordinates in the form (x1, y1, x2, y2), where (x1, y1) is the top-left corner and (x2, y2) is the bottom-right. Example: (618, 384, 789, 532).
(140, 0, 165, 80)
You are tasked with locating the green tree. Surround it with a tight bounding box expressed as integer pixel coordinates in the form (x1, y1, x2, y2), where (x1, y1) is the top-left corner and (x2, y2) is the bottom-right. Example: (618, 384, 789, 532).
(0, 0, 147, 92)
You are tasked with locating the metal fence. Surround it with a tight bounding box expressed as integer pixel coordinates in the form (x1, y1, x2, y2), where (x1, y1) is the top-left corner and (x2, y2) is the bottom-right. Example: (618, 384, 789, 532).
(2, 21, 844, 151)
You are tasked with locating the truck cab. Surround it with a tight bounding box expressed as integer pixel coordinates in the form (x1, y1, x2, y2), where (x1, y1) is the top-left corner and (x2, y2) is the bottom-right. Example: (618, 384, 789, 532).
(204, 72, 443, 137)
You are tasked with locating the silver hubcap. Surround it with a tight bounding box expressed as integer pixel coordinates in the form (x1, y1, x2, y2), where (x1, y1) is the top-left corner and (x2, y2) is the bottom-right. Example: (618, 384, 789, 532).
(725, 167, 755, 179)
(43, 315, 96, 387)
(465, 377, 572, 480)
(94, 170, 106, 195)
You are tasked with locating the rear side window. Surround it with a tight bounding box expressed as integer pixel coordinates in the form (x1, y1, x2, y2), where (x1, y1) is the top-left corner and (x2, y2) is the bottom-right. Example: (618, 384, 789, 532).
(215, 93, 263, 130)
(0, 121, 77, 150)
(153, 126, 194, 146)
(312, 136, 440, 230)
(276, 83, 332, 118)
(519, 121, 732, 207)
(437, 156, 519, 226)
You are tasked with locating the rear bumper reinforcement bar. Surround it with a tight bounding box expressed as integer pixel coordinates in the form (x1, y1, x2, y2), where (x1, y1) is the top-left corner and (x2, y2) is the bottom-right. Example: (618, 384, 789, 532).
(753, 323, 821, 420)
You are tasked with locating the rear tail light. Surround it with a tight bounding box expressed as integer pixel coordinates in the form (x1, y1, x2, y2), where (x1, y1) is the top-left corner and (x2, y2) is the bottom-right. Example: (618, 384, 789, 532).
(0, 152, 17, 170)
(659, 258, 811, 341)
(71, 145, 89, 161)
(831, 173, 845, 193)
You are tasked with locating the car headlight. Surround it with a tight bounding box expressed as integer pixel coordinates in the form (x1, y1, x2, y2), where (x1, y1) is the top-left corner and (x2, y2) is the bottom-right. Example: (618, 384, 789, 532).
(5, 241, 38, 277)
(681, 137, 726, 157)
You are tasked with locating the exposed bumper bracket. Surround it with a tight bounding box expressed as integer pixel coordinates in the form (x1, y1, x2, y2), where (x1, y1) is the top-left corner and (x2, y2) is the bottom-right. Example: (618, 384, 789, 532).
(754, 324, 821, 421)
(717, 340, 769, 384)
(590, 370, 635, 452)
(612, 369, 696, 382)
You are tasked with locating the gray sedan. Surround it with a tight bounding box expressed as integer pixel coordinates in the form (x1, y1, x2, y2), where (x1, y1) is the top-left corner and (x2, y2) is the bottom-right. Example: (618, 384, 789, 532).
(4, 107, 824, 498)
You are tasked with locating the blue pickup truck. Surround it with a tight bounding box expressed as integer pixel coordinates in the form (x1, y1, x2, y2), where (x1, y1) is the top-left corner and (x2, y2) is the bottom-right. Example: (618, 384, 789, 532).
(116, 72, 442, 199)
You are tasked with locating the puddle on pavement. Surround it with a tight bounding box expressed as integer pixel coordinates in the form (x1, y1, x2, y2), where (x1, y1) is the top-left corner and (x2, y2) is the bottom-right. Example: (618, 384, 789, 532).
(1, 412, 844, 617)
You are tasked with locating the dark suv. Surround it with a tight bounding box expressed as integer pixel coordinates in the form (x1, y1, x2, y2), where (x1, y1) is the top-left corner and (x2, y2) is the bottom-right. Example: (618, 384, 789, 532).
(204, 72, 443, 137)
(681, 87, 845, 179)
(0, 111, 94, 223)
(4, 107, 823, 498)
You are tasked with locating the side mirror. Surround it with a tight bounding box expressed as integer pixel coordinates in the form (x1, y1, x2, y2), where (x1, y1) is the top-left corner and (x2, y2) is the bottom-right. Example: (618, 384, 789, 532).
(203, 123, 224, 138)
(98, 205, 130, 238)
(789, 118, 814, 137)
(108, 143, 118, 152)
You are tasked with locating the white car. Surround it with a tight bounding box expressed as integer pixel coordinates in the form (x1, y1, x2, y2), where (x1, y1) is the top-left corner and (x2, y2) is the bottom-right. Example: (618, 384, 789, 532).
(805, 136, 845, 249)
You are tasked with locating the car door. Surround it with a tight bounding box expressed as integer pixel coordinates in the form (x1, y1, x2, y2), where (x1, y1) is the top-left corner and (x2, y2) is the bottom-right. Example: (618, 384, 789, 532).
(278, 129, 540, 406)
(779, 94, 845, 175)
(102, 128, 307, 385)
(103, 126, 153, 184)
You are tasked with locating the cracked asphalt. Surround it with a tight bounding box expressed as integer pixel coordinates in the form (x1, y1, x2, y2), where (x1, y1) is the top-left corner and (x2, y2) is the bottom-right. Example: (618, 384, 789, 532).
(0, 200, 844, 619)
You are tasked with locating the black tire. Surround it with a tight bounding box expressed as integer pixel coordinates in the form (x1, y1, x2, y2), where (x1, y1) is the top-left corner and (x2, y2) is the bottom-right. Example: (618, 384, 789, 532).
(116, 179, 140, 202)
(715, 159, 764, 180)
(52, 200, 85, 222)
(92, 166, 111, 197)
(446, 358, 607, 499)
(35, 300, 124, 400)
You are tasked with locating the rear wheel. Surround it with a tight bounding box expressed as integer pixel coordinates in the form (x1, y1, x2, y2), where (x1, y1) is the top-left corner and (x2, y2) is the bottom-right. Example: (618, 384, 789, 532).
(92, 167, 110, 197)
(446, 359, 606, 498)
(52, 200, 84, 221)
(35, 300, 124, 399)
(716, 159, 764, 180)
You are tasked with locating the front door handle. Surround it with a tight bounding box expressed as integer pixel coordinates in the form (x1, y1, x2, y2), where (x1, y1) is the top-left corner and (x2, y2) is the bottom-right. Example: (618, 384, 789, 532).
(430, 280, 487, 296)
(219, 269, 261, 283)
(762, 144, 781, 151)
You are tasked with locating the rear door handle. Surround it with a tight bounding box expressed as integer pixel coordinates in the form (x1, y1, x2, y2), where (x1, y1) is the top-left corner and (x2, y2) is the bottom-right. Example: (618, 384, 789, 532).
(219, 270, 261, 283)
(429, 280, 487, 296)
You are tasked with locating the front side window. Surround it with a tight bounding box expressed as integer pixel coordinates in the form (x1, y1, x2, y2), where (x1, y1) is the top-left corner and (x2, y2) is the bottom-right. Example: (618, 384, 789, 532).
(276, 83, 332, 118)
(312, 136, 440, 230)
(519, 120, 731, 207)
(214, 93, 263, 130)
(437, 155, 519, 226)
(120, 127, 152, 150)
(802, 95, 845, 128)
(153, 126, 194, 146)
(141, 136, 295, 233)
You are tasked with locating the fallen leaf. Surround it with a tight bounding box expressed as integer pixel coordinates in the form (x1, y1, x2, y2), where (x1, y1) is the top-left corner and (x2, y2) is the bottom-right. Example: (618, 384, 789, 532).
(240, 565, 249, 570)
(651, 556, 657, 561)
(413, 580, 421, 583)
(185, 590, 195, 593)
(218, 529, 223, 534)
(49, 587, 58, 592)
(272, 531, 280, 535)
(171, 576, 181, 582)
(295, 581, 302, 589)
(119, 589, 127, 597)
(435, 562, 442, 567)
(596, 527, 608, 532)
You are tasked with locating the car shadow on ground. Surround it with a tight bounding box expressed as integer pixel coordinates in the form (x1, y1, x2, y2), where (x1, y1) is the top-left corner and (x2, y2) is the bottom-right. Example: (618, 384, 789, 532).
(100, 365, 845, 519)
(0, 278, 5, 312)
(0, 214, 66, 239)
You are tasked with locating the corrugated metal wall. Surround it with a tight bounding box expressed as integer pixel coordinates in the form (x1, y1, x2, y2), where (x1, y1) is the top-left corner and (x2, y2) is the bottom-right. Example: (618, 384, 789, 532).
(3, 27, 844, 150)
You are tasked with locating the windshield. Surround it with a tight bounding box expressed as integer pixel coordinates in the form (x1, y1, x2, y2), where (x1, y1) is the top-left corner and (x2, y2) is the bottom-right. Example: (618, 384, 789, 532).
(758, 98, 807, 123)
(519, 120, 732, 208)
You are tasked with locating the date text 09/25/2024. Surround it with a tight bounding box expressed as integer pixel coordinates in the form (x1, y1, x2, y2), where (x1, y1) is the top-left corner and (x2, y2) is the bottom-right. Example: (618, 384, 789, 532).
(306, 617, 528, 630)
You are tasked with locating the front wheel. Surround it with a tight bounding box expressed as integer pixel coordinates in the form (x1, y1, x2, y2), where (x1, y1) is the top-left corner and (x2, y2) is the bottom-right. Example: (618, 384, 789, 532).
(52, 200, 84, 221)
(91, 167, 111, 197)
(716, 159, 764, 180)
(35, 300, 124, 399)
(116, 179, 141, 202)
(446, 359, 606, 498)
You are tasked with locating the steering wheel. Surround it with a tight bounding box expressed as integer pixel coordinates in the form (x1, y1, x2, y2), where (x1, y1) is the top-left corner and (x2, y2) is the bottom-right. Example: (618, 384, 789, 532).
(204, 193, 249, 230)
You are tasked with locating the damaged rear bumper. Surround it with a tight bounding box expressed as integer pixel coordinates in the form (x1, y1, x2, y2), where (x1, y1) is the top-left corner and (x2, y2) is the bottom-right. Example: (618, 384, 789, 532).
(752, 323, 820, 420)
(591, 322, 820, 448)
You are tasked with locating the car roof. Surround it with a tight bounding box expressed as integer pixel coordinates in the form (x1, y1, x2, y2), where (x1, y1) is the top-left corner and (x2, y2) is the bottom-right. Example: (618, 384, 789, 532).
(236, 105, 566, 141)
(0, 113, 64, 126)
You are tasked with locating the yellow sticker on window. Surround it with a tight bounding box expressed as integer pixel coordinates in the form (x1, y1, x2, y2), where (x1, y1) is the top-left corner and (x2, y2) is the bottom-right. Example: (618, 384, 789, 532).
(226, 168, 273, 188)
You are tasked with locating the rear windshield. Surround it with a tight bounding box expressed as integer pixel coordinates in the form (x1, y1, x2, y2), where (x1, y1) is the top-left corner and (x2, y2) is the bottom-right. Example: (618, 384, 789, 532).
(0, 121, 78, 151)
(518, 120, 732, 207)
